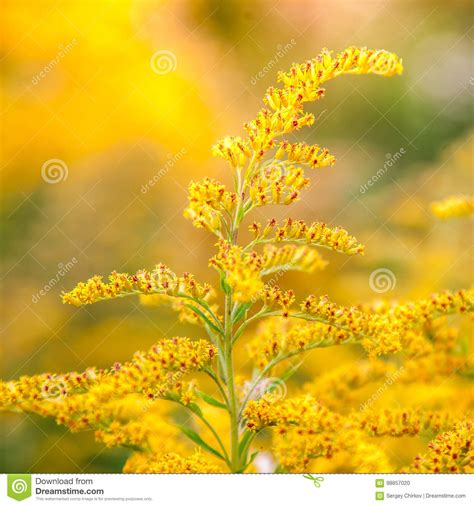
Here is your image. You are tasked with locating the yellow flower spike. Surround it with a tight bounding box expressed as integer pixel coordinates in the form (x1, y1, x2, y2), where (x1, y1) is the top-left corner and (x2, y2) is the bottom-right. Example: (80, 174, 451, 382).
(244, 394, 339, 432)
(261, 244, 327, 275)
(277, 141, 336, 169)
(209, 240, 264, 303)
(297, 289, 474, 358)
(278, 47, 403, 89)
(184, 177, 238, 235)
(273, 427, 392, 472)
(251, 218, 365, 256)
(403, 422, 474, 473)
(431, 195, 474, 219)
(211, 136, 251, 169)
(247, 317, 351, 369)
(124, 450, 223, 474)
(61, 265, 213, 308)
(249, 165, 310, 207)
(259, 285, 295, 317)
(229, 47, 402, 164)
(1, 337, 216, 417)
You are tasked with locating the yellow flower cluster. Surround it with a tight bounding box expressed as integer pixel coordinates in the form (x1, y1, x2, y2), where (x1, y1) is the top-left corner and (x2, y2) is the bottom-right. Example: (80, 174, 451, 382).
(260, 244, 327, 275)
(0, 368, 99, 407)
(304, 360, 395, 411)
(275, 141, 335, 169)
(354, 408, 457, 437)
(94, 404, 179, 450)
(244, 393, 464, 472)
(230, 47, 402, 161)
(183, 177, 238, 234)
(431, 195, 474, 219)
(277, 47, 403, 90)
(62, 265, 213, 306)
(250, 218, 365, 256)
(208, 241, 327, 306)
(244, 394, 339, 432)
(211, 136, 251, 169)
(249, 165, 310, 206)
(209, 240, 264, 302)
(1, 338, 216, 434)
(244, 108, 315, 157)
(301, 289, 474, 357)
(258, 286, 295, 317)
(124, 450, 222, 473)
(273, 427, 391, 472)
(245, 395, 457, 436)
(403, 327, 470, 381)
(404, 422, 473, 473)
(247, 318, 347, 368)
(301, 294, 401, 356)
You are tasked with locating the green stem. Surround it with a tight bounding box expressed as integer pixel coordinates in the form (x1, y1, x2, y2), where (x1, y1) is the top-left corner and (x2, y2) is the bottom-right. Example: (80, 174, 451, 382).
(224, 292, 240, 472)
(232, 306, 271, 345)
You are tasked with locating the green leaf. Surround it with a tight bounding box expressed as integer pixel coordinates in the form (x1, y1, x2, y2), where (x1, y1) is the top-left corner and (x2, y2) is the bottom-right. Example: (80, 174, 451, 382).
(237, 450, 259, 473)
(186, 402, 203, 417)
(237, 206, 246, 223)
(184, 303, 223, 336)
(177, 424, 226, 461)
(238, 430, 254, 456)
(219, 271, 231, 295)
(232, 303, 252, 325)
(196, 390, 227, 410)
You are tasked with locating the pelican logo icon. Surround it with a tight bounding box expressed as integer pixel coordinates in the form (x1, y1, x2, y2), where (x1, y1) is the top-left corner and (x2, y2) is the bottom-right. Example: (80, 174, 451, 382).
(7, 475, 31, 501)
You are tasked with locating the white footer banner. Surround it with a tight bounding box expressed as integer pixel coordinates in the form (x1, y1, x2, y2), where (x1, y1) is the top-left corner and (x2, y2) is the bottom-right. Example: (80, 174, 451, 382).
(1, 474, 472, 505)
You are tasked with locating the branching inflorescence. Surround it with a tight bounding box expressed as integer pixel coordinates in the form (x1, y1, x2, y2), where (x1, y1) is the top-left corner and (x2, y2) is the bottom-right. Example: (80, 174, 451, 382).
(2, 47, 473, 474)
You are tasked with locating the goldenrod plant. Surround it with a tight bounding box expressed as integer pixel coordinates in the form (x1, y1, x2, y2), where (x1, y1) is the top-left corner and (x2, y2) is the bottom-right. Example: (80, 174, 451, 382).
(2, 47, 473, 473)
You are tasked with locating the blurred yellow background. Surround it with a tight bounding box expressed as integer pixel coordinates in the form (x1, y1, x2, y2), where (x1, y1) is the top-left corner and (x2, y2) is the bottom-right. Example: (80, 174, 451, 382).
(1, 0, 473, 472)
